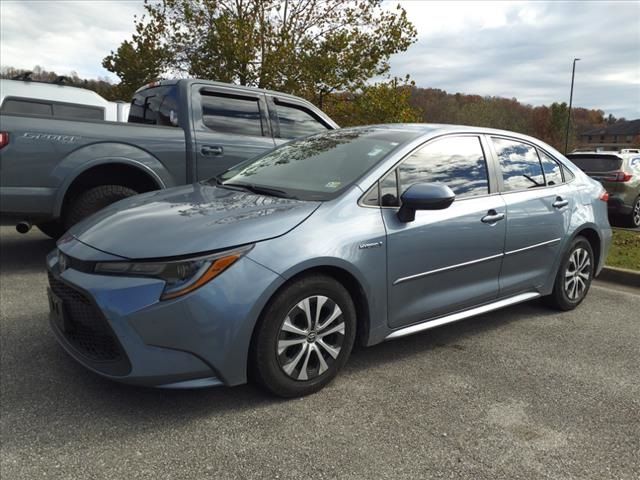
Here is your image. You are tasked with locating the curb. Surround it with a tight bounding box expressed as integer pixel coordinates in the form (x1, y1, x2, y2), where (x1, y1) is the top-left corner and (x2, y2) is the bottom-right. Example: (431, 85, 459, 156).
(598, 266, 640, 288)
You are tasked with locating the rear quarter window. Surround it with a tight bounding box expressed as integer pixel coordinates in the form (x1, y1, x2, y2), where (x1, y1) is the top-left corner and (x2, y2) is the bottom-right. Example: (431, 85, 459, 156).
(129, 86, 179, 126)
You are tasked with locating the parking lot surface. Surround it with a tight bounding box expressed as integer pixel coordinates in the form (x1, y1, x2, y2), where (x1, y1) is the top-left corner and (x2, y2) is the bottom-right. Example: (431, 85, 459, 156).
(1, 226, 638, 479)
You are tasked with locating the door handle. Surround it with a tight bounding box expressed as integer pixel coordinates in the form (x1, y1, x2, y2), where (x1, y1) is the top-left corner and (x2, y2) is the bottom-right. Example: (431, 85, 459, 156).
(481, 210, 505, 224)
(201, 145, 224, 156)
(552, 197, 569, 209)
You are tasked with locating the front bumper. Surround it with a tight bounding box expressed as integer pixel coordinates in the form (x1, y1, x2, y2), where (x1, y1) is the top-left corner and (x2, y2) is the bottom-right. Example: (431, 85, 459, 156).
(46, 238, 283, 388)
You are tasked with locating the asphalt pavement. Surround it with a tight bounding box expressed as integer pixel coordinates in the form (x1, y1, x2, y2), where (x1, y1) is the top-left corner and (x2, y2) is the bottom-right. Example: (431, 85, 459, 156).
(1, 227, 638, 479)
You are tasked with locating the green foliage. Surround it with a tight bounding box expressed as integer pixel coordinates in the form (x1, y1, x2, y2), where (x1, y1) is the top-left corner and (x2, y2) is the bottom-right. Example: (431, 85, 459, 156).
(102, 9, 169, 99)
(103, 0, 417, 104)
(325, 76, 422, 127)
(607, 230, 640, 271)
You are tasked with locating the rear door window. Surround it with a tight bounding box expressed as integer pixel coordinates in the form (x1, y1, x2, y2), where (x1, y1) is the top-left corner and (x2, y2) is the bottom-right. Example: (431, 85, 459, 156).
(274, 101, 329, 139)
(492, 138, 545, 191)
(398, 136, 490, 199)
(200, 92, 263, 136)
(538, 150, 563, 186)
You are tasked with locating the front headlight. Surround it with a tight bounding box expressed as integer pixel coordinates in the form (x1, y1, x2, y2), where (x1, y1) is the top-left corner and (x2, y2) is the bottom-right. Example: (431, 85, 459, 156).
(94, 245, 253, 300)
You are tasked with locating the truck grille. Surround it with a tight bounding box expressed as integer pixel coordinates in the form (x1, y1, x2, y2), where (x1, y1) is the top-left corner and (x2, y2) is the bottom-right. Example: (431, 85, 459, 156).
(47, 272, 131, 376)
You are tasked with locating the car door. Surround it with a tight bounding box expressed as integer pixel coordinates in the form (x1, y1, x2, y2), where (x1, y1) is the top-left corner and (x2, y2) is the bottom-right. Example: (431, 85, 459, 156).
(191, 85, 276, 181)
(489, 137, 572, 296)
(380, 135, 506, 329)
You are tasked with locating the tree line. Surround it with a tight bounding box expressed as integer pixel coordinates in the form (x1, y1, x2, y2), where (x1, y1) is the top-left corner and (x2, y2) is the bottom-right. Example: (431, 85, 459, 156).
(1, 0, 628, 152)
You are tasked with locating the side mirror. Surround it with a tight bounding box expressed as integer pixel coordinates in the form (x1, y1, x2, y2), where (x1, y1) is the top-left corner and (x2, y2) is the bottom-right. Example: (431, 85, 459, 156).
(397, 183, 455, 222)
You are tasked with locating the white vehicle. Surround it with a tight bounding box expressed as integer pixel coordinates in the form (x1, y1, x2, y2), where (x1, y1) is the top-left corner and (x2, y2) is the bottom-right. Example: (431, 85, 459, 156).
(0, 79, 127, 122)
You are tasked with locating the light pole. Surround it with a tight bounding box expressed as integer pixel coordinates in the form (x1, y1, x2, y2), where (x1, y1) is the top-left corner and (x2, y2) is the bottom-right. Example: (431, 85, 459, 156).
(564, 57, 580, 154)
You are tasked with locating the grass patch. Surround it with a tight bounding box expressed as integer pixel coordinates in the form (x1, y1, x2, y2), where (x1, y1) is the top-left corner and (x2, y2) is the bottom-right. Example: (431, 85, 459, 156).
(606, 230, 640, 271)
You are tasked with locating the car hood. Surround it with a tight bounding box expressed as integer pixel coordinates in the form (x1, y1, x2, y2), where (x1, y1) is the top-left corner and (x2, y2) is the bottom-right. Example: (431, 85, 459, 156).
(68, 183, 321, 259)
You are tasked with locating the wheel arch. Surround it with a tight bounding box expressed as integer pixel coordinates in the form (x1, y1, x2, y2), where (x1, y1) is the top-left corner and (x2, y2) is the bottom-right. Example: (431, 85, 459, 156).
(249, 262, 372, 362)
(53, 159, 166, 218)
(570, 225, 603, 273)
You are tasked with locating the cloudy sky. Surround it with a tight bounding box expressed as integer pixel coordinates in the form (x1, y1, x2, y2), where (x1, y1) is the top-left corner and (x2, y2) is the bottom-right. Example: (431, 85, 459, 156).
(1, 0, 639, 118)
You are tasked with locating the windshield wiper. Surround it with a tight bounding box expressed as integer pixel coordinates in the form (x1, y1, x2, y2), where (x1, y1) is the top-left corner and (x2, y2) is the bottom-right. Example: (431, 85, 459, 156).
(223, 183, 297, 199)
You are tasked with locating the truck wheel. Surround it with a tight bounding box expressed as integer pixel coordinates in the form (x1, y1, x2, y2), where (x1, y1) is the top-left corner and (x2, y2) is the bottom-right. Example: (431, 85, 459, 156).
(64, 185, 138, 230)
(36, 220, 66, 240)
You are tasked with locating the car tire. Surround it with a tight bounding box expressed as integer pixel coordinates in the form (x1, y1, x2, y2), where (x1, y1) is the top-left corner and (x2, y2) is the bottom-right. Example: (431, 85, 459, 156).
(545, 236, 594, 311)
(625, 196, 640, 228)
(64, 185, 138, 230)
(36, 220, 66, 240)
(250, 275, 357, 398)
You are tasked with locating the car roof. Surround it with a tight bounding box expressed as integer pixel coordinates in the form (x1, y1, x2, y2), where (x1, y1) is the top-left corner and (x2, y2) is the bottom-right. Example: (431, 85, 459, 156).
(333, 123, 557, 146)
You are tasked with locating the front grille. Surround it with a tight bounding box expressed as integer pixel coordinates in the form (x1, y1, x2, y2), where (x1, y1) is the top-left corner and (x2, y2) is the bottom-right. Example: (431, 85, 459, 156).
(47, 272, 131, 375)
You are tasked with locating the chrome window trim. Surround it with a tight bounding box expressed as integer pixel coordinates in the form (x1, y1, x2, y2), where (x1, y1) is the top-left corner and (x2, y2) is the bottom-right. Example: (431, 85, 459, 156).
(385, 292, 541, 340)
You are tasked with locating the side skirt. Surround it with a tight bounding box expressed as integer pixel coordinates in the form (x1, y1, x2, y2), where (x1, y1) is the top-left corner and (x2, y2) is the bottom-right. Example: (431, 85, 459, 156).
(384, 292, 541, 341)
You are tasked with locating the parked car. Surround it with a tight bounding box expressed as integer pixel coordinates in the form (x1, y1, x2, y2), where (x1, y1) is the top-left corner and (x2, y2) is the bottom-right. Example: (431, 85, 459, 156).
(46, 124, 612, 397)
(0, 79, 338, 238)
(567, 151, 640, 227)
(0, 78, 123, 121)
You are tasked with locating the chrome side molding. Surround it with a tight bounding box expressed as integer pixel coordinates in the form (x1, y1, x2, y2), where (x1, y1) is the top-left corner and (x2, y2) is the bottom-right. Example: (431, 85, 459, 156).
(393, 253, 504, 285)
(393, 238, 562, 286)
(385, 292, 541, 340)
(504, 238, 561, 256)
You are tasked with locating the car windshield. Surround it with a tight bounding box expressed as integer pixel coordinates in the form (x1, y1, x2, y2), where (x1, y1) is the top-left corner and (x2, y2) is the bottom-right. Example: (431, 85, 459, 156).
(212, 128, 418, 200)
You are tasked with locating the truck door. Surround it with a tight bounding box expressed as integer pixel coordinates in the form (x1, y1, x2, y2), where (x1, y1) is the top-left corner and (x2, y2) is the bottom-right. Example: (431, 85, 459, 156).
(191, 85, 275, 181)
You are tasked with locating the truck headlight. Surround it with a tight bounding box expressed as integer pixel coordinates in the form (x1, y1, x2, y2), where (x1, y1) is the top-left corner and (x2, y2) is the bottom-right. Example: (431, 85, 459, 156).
(94, 245, 253, 300)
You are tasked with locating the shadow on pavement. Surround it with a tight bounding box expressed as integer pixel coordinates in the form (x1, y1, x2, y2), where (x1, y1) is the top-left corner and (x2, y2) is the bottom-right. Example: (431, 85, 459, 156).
(0, 228, 55, 274)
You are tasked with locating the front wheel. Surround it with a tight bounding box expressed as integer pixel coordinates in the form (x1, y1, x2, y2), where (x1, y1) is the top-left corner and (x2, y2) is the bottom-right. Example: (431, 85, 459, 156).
(64, 185, 138, 230)
(545, 236, 594, 311)
(250, 275, 357, 398)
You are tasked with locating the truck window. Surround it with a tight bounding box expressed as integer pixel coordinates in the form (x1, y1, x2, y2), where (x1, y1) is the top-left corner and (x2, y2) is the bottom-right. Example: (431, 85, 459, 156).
(129, 86, 179, 127)
(1, 99, 53, 116)
(53, 103, 103, 120)
(275, 101, 329, 139)
(1, 98, 104, 120)
(200, 92, 263, 136)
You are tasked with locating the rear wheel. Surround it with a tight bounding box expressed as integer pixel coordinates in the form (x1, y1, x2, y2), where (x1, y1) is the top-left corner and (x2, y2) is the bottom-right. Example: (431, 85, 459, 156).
(250, 275, 356, 398)
(545, 236, 594, 311)
(626, 196, 640, 228)
(36, 220, 65, 239)
(64, 185, 138, 230)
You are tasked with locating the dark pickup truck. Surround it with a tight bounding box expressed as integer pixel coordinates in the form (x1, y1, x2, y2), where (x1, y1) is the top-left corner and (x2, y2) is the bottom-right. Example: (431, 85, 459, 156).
(0, 79, 338, 238)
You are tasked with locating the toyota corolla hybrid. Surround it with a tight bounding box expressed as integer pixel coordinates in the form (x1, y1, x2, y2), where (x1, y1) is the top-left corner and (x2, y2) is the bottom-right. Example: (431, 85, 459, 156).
(46, 125, 612, 397)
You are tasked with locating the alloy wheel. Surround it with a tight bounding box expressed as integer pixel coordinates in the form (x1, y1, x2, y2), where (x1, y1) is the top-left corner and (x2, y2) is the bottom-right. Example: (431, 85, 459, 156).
(564, 247, 592, 301)
(276, 295, 345, 381)
(633, 199, 640, 227)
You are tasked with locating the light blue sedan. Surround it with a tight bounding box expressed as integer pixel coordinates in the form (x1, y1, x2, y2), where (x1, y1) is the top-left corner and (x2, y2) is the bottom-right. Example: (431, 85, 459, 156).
(46, 125, 612, 397)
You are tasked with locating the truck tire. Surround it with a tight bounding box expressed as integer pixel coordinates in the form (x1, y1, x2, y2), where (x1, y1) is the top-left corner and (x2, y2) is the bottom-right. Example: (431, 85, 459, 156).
(64, 185, 138, 230)
(36, 220, 66, 240)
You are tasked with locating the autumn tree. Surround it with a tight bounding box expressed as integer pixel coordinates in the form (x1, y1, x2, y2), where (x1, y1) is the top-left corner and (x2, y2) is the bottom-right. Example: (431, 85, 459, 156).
(324, 76, 421, 126)
(102, 8, 170, 99)
(103, 0, 417, 106)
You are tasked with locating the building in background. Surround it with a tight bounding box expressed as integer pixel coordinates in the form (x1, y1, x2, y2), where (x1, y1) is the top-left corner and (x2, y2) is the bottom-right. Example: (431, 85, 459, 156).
(579, 119, 640, 151)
